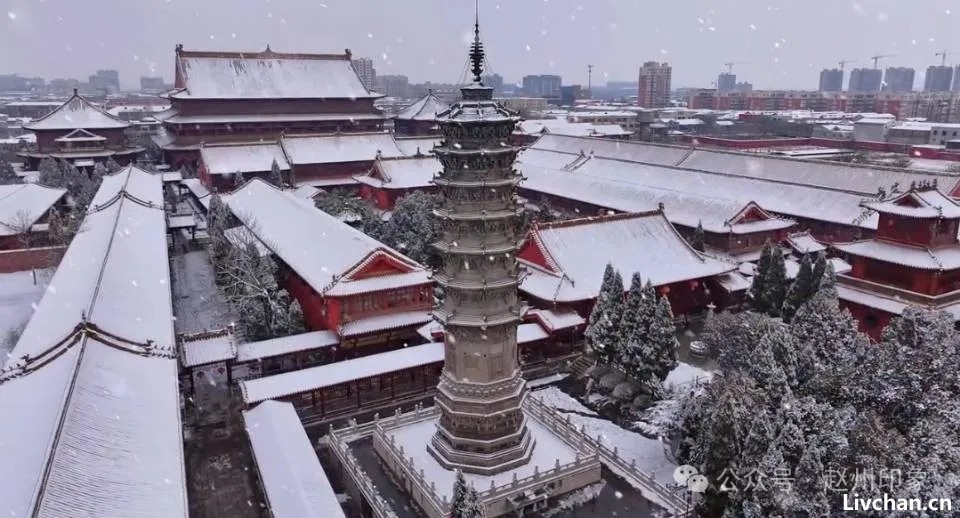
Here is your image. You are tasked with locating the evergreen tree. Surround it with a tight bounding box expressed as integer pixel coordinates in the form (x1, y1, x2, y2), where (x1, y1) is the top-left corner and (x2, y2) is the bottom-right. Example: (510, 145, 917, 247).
(690, 220, 705, 252)
(811, 251, 827, 289)
(181, 164, 198, 179)
(585, 263, 625, 365)
(268, 159, 284, 187)
(91, 162, 109, 184)
(749, 240, 774, 312)
(817, 262, 837, 299)
(647, 295, 678, 383)
(618, 272, 645, 374)
(104, 157, 122, 173)
(58, 160, 80, 193)
(461, 486, 484, 518)
(0, 158, 19, 185)
(761, 246, 787, 317)
(37, 157, 64, 188)
(450, 470, 468, 516)
(381, 191, 441, 267)
(781, 253, 814, 323)
(207, 194, 233, 272)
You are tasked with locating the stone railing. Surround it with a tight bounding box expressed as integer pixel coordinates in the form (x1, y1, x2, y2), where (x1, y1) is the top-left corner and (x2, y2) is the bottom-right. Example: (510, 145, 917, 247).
(325, 421, 398, 518)
(525, 396, 692, 516)
(373, 404, 601, 517)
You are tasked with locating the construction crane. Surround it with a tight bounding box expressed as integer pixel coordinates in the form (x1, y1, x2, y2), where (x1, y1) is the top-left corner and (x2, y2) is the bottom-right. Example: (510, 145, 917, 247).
(723, 62, 748, 73)
(838, 59, 857, 72)
(870, 54, 895, 69)
(935, 50, 955, 66)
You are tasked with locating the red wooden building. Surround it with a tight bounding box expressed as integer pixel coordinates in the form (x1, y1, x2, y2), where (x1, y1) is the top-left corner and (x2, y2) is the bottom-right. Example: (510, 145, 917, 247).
(518, 211, 737, 318)
(355, 155, 439, 209)
(0, 183, 68, 251)
(19, 91, 143, 169)
(834, 184, 960, 339)
(223, 179, 434, 357)
(392, 91, 449, 136)
(156, 46, 387, 167)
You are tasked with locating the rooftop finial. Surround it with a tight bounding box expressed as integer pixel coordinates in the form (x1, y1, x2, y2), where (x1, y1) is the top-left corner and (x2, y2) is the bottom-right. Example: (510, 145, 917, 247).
(469, 0, 485, 84)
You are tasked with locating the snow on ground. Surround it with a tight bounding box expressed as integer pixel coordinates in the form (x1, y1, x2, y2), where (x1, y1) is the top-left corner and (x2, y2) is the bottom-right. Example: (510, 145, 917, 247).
(0, 269, 53, 366)
(533, 385, 677, 486)
(170, 250, 237, 335)
(663, 362, 713, 389)
(567, 412, 677, 486)
(532, 386, 598, 416)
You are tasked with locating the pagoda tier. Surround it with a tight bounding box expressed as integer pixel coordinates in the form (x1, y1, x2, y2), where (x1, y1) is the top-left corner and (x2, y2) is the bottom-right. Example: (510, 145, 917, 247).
(426, 26, 533, 475)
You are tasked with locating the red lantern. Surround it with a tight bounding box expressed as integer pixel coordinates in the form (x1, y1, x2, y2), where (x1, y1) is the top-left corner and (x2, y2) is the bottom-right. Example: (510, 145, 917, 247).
(660, 285, 670, 294)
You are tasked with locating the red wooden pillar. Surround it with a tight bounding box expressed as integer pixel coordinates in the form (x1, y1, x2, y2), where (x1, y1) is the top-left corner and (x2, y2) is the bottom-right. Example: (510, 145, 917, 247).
(390, 373, 395, 399)
(319, 389, 326, 416)
(355, 381, 361, 409)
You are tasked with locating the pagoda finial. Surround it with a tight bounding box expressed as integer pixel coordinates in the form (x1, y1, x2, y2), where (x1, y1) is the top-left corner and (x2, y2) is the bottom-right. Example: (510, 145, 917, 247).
(469, 0, 485, 84)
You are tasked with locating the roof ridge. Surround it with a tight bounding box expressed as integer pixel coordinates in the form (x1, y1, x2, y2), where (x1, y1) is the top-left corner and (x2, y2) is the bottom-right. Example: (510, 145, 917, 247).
(23, 92, 128, 131)
(534, 209, 662, 231)
(176, 48, 351, 61)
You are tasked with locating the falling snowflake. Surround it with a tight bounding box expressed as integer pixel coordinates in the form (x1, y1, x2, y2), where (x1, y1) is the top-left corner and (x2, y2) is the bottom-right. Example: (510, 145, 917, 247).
(7, 11, 16, 20)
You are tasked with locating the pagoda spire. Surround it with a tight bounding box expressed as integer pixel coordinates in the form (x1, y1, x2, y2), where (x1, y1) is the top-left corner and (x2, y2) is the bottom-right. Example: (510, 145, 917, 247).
(469, 0, 485, 84)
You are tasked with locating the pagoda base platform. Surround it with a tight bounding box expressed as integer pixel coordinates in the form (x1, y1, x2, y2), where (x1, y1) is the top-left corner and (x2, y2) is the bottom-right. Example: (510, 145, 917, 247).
(372, 405, 602, 518)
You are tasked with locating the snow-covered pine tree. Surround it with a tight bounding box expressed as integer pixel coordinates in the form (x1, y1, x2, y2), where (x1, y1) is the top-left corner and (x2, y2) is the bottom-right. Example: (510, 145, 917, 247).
(749, 240, 774, 312)
(91, 162, 109, 184)
(286, 297, 306, 334)
(381, 191, 441, 267)
(450, 470, 468, 517)
(268, 159, 284, 187)
(0, 158, 19, 185)
(207, 194, 234, 272)
(461, 485, 484, 518)
(104, 157, 122, 173)
(648, 295, 678, 383)
(585, 263, 625, 365)
(58, 160, 80, 193)
(181, 164, 198, 179)
(761, 246, 787, 317)
(37, 157, 64, 188)
(780, 253, 814, 323)
(690, 220, 705, 252)
(811, 251, 827, 291)
(618, 272, 645, 377)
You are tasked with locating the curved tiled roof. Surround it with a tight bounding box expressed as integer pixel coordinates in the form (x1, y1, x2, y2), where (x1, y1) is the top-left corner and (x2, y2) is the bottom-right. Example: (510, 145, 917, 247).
(23, 92, 129, 131)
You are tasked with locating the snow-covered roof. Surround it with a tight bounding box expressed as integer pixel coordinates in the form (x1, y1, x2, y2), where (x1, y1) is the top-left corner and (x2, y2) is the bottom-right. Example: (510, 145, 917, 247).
(54, 128, 107, 142)
(833, 239, 960, 270)
(862, 188, 960, 219)
(290, 185, 323, 200)
(525, 134, 960, 199)
(180, 329, 238, 367)
(354, 156, 440, 190)
(171, 48, 378, 100)
(518, 152, 877, 230)
(396, 91, 450, 121)
(200, 142, 290, 176)
(325, 269, 432, 296)
(23, 92, 129, 131)
(162, 112, 384, 125)
(716, 271, 751, 292)
(236, 330, 339, 362)
(516, 120, 630, 138)
(223, 179, 427, 296)
(785, 231, 826, 254)
(394, 136, 440, 156)
(0, 183, 66, 236)
(338, 309, 433, 337)
(243, 401, 346, 518)
(281, 132, 405, 164)
(181, 178, 211, 210)
(519, 212, 735, 303)
(416, 321, 550, 345)
(527, 308, 586, 331)
(240, 341, 444, 404)
(0, 165, 187, 518)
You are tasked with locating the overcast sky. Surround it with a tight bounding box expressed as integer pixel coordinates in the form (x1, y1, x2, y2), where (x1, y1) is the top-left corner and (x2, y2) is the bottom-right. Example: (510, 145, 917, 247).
(2, 0, 959, 90)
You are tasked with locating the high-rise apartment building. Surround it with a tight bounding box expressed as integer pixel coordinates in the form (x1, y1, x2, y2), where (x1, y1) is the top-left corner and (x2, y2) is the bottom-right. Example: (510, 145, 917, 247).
(883, 67, 915, 93)
(637, 61, 672, 107)
(88, 69, 120, 94)
(352, 57, 377, 90)
(521, 74, 562, 99)
(717, 72, 737, 93)
(819, 69, 844, 92)
(849, 68, 882, 92)
(924, 65, 954, 92)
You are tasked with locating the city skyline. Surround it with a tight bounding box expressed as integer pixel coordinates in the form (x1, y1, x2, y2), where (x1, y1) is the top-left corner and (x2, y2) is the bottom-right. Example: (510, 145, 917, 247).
(2, 0, 960, 90)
